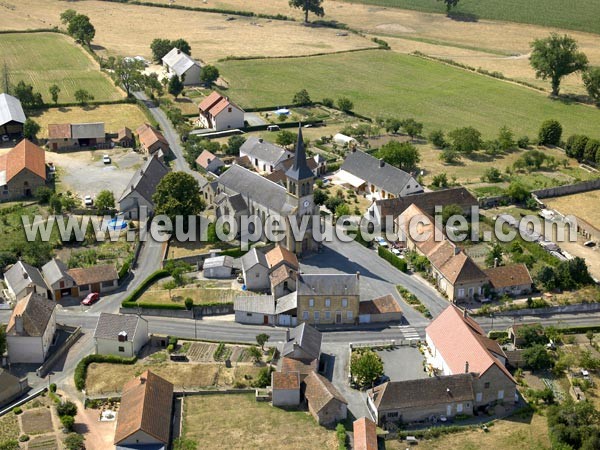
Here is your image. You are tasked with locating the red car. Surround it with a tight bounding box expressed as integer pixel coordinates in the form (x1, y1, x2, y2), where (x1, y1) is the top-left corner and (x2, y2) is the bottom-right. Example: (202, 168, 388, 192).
(81, 292, 100, 306)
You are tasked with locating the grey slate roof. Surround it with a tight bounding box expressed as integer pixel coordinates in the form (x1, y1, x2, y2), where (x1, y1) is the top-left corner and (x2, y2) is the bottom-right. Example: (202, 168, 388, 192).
(119, 154, 170, 203)
(297, 273, 360, 297)
(341, 150, 416, 195)
(162, 48, 200, 77)
(0, 93, 26, 126)
(41, 258, 73, 287)
(204, 255, 234, 269)
(240, 136, 291, 166)
(241, 248, 268, 271)
(4, 261, 48, 297)
(71, 122, 105, 139)
(217, 164, 294, 215)
(282, 323, 322, 360)
(227, 193, 248, 213)
(6, 292, 55, 337)
(285, 127, 314, 181)
(94, 313, 143, 340)
(275, 291, 297, 314)
(234, 295, 275, 315)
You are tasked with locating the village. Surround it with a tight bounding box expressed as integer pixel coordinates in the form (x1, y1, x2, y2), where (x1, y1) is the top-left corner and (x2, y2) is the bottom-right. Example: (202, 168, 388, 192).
(2, 1, 600, 450)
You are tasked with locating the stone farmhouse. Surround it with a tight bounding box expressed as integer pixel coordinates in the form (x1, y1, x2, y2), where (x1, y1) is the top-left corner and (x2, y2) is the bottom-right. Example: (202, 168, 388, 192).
(0, 139, 47, 201)
(0, 93, 25, 139)
(162, 47, 201, 85)
(47, 122, 106, 150)
(198, 91, 245, 131)
(136, 123, 170, 156)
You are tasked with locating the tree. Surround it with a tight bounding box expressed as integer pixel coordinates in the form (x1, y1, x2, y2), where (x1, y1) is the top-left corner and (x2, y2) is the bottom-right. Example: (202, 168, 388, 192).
(517, 324, 548, 348)
(401, 118, 423, 139)
(523, 344, 553, 372)
(276, 130, 297, 148)
(538, 119, 563, 146)
(351, 350, 384, 389)
(150, 38, 173, 62)
(565, 134, 589, 160)
(171, 38, 191, 56)
(481, 167, 503, 183)
(49, 84, 61, 105)
(293, 89, 312, 106)
(337, 97, 354, 112)
(56, 401, 77, 417)
(168, 74, 184, 99)
(429, 129, 446, 148)
(247, 345, 262, 364)
(377, 141, 420, 171)
(13, 81, 43, 110)
(441, 204, 464, 226)
(584, 139, 600, 163)
(530, 33, 588, 96)
(438, 0, 459, 14)
(67, 14, 96, 46)
(63, 433, 85, 450)
(144, 73, 163, 98)
(153, 172, 205, 224)
(74, 89, 94, 106)
(95, 190, 115, 211)
(313, 188, 328, 206)
(60, 9, 77, 25)
(114, 58, 145, 96)
(60, 415, 75, 432)
(440, 148, 460, 164)
(498, 125, 515, 151)
(200, 65, 220, 86)
(430, 173, 448, 188)
(485, 243, 503, 268)
(35, 187, 54, 204)
(335, 203, 351, 219)
(256, 333, 270, 351)
(507, 181, 530, 203)
(586, 330, 595, 345)
(384, 118, 402, 134)
(23, 118, 40, 140)
(448, 127, 482, 155)
(583, 67, 600, 104)
(289, 0, 325, 23)
(226, 135, 246, 156)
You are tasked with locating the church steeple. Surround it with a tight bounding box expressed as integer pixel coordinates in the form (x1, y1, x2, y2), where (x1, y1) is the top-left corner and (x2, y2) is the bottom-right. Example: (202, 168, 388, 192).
(285, 125, 314, 181)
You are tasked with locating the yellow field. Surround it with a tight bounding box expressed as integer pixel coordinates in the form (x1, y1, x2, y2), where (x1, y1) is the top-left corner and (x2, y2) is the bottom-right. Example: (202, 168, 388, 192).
(30, 104, 149, 137)
(544, 190, 600, 228)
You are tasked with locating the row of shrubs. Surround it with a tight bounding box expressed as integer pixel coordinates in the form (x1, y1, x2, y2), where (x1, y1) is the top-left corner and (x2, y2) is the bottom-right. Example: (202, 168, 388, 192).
(396, 285, 432, 318)
(120, 269, 170, 306)
(74, 354, 137, 391)
(378, 245, 408, 272)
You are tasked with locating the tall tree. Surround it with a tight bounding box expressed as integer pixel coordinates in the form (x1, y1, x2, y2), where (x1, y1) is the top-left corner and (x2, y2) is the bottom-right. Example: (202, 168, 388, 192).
(150, 38, 173, 62)
(13, 81, 43, 110)
(49, 84, 61, 105)
(256, 333, 270, 351)
(448, 126, 482, 155)
(199, 65, 220, 87)
(171, 38, 191, 56)
(583, 67, 600, 104)
(144, 73, 163, 98)
(60, 9, 77, 25)
(23, 118, 41, 140)
(114, 58, 145, 96)
(350, 350, 384, 389)
(74, 89, 94, 106)
(438, 0, 459, 14)
(377, 141, 420, 171)
(530, 33, 588, 96)
(95, 190, 115, 211)
(289, 0, 325, 23)
(67, 14, 96, 46)
(168, 74, 184, 99)
(153, 172, 205, 224)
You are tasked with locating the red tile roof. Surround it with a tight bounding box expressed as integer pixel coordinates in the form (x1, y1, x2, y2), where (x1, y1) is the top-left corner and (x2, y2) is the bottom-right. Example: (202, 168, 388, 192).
(484, 263, 533, 289)
(272, 371, 300, 390)
(266, 245, 299, 270)
(67, 264, 117, 286)
(0, 139, 46, 182)
(359, 294, 402, 315)
(426, 305, 515, 383)
(353, 417, 378, 450)
(198, 91, 223, 113)
(48, 123, 71, 139)
(195, 149, 220, 169)
(280, 357, 317, 376)
(136, 123, 168, 149)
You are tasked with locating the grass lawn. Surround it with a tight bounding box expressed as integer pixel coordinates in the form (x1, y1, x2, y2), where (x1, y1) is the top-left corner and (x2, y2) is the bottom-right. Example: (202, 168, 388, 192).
(218, 50, 600, 138)
(341, 0, 600, 36)
(0, 411, 19, 444)
(0, 32, 123, 103)
(30, 104, 149, 137)
(544, 191, 600, 228)
(181, 394, 337, 450)
(143, 279, 235, 305)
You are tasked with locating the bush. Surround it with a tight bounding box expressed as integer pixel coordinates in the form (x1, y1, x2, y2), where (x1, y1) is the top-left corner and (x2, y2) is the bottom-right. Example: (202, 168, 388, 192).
(517, 136, 530, 149)
(12, 407, 22, 415)
(56, 401, 77, 417)
(321, 98, 334, 108)
(18, 435, 29, 443)
(429, 129, 446, 148)
(378, 245, 407, 272)
(538, 119, 562, 146)
(336, 423, 347, 450)
(74, 355, 136, 391)
(120, 269, 170, 306)
(184, 297, 194, 310)
(60, 415, 75, 431)
(63, 433, 85, 450)
(0, 440, 19, 450)
(49, 383, 57, 393)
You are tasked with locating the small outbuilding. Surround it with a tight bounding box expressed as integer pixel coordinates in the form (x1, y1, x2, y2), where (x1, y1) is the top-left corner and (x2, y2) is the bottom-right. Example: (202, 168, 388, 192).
(271, 371, 301, 407)
(203, 255, 234, 279)
(359, 294, 403, 324)
(94, 313, 149, 358)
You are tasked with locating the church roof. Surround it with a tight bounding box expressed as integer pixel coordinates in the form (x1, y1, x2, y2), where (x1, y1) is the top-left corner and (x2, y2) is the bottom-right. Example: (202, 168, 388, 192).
(285, 126, 314, 181)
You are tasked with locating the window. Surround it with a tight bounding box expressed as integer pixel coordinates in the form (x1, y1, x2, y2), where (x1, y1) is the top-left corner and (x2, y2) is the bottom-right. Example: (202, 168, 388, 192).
(468, 287, 474, 296)
(324, 311, 331, 320)
(347, 311, 353, 320)
(484, 382, 490, 389)
(476, 393, 482, 402)
(101, 280, 114, 288)
(2, 185, 8, 195)
(498, 390, 504, 400)
(457, 403, 463, 413)
(60, 281, 65, 288)
(303, 311, 309, 320)
(256, 273, 260, 278)
(458, 288, 465, 298)
(325, 298, 331, 307)
(314, 311, 320, 322)
(118, 346, 125, 352)
(387, 412, 399, 418)
(80, 284, 89, 292)
(309, 299, 314, 307)
(228, 107, 232, 113)
(342, 298, 348, 307)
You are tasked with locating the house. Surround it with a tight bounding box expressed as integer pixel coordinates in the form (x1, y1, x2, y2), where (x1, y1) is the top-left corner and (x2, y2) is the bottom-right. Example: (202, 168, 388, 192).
(162, 47, 202, 85)
(136, 123, 170, 156)
(195, 149, 224, 174)
(3, 260, 50, 302)
(119, 153, 170, 220)
(67, 264, 118, 296)
(296, 273, 360, 325)
(94, 313, 149, 358)
(198, 91, 245, 131)
(240, 248, 270, 291)
(353, 417, 378, 450)
(203, 255, 234, 279)
(5, 293, 57, 364)
(0, 93, 25, 138)
(113, 127, 134, 148)
(367, 374, 475, 425)
(0, 369, 29, 408)
(304, 371, 348, 425)
(114, 370, 173, 449)
(0, 139, 47, 201)
(238, 136, 292, 174)
(266, 245, 298, 298)
(47, 122, 106, 150)
(333, 149, 423, 201)
(484, 264, 533, 296)
(271, 371, 301, 407)
(426, 305, 517, 409)
(358, 294, 403, 324)
(234, 294, 275, 325)
(42, 258, 78, 301)
(281, 323, 322, 363)
(370, 187, 478, 231)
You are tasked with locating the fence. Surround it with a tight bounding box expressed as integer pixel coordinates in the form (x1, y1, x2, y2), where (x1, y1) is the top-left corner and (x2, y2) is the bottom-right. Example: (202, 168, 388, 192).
(533, 178, 600, 199)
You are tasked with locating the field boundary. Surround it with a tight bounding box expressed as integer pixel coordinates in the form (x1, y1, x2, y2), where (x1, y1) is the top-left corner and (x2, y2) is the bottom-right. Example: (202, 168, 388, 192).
(218, 46, 387, 63)
(534, 178, 600, 199)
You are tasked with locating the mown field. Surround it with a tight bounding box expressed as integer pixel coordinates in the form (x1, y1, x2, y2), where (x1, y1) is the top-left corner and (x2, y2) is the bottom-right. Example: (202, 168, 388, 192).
(341, 0, 600, 35)
(0, 32, 123, 103)
(218, 50, 600, 138)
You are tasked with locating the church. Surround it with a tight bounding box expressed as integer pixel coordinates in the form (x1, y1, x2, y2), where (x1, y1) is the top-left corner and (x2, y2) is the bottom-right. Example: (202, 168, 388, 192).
(212, 126, 318, 256)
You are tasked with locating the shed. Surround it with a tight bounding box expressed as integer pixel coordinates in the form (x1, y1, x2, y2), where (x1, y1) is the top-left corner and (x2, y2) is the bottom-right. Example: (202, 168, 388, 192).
(359, 294, 403, 324)
(203, 255, 234, 279)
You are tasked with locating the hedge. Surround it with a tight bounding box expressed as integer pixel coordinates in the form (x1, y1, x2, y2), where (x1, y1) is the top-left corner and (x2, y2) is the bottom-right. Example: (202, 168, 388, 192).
(242, 120, 324, 133)
(120, 269, 170, 306)
(74, 354, 136, 391)
(378, 245, 408, 272)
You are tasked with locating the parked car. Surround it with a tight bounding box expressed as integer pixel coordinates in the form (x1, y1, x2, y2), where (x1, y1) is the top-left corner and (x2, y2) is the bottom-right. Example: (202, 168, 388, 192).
(391, 248, 402, 256)
(103, 154, 111, 164)
(376, 237, 388, 247)
(84, 195, 93, 207)
(374, 375, 390, 386)
(81, 292, 100, 306)
(267, 125, 280, 132)
(584, 240, 596, 247)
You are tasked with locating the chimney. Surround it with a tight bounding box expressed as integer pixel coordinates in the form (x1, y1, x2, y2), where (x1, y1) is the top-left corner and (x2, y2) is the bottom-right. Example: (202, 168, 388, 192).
(130, 184, 134, 192)
(177, 49, 181, 54)
(15, 315, 24, 334)
(356, 271, 360, 280)
(463, 308, 467, 318)
(286, 328, 290, 341)
(465, 361, 469, 373)
(379, 159, 385, 168)
(454, 245, 460, 256)
(118, 331, 128, 342)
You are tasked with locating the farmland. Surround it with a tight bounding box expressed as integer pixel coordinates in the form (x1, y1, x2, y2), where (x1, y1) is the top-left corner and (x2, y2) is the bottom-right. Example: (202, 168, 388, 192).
(0, 32, 123, 103)
(181, 394, 337, 450)
(218, 50, 600, 138)
(544, 191, 600, 229)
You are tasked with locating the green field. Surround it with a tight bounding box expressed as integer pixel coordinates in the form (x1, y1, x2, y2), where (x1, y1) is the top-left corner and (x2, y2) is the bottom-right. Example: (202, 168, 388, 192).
(341, 0, 600, 35)
(218, 50, 600, 138)
(0, 32, 123, 103)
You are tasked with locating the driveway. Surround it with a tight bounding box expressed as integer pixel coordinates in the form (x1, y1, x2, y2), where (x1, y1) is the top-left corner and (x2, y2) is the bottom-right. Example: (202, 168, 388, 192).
(244, 112, 266, 127)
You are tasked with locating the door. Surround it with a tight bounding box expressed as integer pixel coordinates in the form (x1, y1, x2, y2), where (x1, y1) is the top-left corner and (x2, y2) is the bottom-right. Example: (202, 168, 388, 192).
(498, 390, 504, 400)
(335, 312, 342, 324)
(263, 315, 269, 325)
(446, 405, 452, 416)
(52, 143, 57, 150)
(91, 282, 101, 293)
